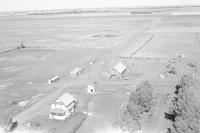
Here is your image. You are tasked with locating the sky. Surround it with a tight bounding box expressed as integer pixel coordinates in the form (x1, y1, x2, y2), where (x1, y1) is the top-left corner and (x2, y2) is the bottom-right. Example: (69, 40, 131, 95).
(0, 0, 200, 12)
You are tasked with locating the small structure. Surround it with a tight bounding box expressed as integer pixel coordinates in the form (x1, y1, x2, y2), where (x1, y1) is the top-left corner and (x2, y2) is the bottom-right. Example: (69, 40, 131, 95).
(176, 54, 186, 59)
(18, 100, 29, 107)
(159, 74, 165, 79)
(168, 58, 175, 63)
(86, 85, 95, 94)
(70, 67, 84, 77)
(49, 93, 78, 120)
(48, 76, 59, 84)
(112, 62, 127, 77)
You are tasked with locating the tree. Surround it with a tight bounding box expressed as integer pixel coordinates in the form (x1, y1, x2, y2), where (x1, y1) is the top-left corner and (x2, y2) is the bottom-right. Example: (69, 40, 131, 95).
(167, 75, 200, 133)
(118, 103, 141, 132)
(117, 81, 154, 132)
(129, 81, 153, 113)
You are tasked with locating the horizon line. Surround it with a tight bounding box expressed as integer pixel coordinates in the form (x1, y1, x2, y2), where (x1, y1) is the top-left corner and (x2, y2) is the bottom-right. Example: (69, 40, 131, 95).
(1, 4, 200, 13)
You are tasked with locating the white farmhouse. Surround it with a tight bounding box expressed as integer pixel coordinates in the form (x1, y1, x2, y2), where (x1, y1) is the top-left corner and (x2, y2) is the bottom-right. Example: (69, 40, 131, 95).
(49, 93, 78, 120)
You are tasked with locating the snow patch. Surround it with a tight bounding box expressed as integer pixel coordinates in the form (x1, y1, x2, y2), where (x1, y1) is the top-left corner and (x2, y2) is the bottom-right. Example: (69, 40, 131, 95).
(82, 111, 93, 116)
(94, 127, 146, 133)
(94, 127, 131, 133)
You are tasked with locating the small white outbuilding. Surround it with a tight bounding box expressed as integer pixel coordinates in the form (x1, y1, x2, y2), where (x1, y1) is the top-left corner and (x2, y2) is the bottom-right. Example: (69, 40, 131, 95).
(86, 85, 95, 94)
(48, 76, 59, 84)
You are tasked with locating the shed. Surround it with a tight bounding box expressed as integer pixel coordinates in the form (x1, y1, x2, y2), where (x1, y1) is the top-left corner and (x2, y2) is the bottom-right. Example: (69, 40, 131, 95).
(86, 85, 95, 94)
(113, 62, 127, 74)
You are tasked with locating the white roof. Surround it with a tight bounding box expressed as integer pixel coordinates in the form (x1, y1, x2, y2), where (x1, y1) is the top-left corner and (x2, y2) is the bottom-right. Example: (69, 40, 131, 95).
(56, 93, 76, 106)
(50, 76, 59, 81)
(113, 62, 127, 74)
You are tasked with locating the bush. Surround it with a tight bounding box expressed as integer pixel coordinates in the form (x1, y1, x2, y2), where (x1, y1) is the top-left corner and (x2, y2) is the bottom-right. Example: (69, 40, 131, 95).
(168, 66, 176, 74)
(118, 102, 141, 132)
(20, 43, 26, 48)
(167, 75, 200, 133)
(17, 43, 26, 49)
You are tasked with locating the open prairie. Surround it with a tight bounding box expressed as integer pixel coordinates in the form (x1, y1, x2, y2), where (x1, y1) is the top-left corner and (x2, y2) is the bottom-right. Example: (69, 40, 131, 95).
(0, 6, 200, 133)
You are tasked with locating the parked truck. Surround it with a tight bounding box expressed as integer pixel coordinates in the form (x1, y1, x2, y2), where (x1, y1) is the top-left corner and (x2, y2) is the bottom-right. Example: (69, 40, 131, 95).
(49, 93, 78, 120)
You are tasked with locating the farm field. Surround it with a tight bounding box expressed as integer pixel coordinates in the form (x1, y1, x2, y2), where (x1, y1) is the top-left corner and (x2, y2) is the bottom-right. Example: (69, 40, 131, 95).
(0, 6, 200, 133)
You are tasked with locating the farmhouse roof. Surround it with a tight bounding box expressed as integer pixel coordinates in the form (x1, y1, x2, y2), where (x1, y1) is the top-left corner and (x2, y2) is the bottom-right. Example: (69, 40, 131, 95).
(56, 93, 76, 106)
